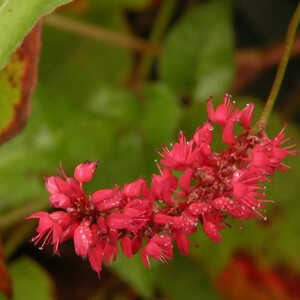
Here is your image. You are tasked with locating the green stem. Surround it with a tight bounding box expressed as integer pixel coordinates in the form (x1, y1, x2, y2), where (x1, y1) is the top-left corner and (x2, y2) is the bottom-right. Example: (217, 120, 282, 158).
(257, 2, 300, 128)
(136, 0, 177, 82)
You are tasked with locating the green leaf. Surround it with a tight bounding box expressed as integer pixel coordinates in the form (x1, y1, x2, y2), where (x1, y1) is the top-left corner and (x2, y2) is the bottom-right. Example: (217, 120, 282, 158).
(141, 82, 181, 147)
(90, 130, 145, 189)
(0, 0, 74, 69)
(111, 253, 159, 299)
(160, 1, 234, 101)
(158, 255, 221, 300)
(9, 257, 54, 300)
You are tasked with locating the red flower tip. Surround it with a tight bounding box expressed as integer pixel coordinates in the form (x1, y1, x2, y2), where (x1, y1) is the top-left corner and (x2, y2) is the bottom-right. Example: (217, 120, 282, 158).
(240, 103, 254, 129)
(159, 132, 199, 170)
(88, 242, 104, 277)
(92, 187, 123, 211)
(151, 167, 177, 204)
(207, 93, 235, 126)
(203, 219, 222, 243)
(74, 220, 93, 256)
(192, 121, 214, 146)
(74, 161, 98, 183)
(141, 235, 173, 267)
(121, 236, 133, 258)
(45, 176, 69, 195)
(173, 232, 189, 256)
(123, 178, 147, 198)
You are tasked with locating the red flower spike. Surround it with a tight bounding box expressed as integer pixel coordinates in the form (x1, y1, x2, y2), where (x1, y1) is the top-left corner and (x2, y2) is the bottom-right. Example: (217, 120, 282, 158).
(27, 95, 297, 278)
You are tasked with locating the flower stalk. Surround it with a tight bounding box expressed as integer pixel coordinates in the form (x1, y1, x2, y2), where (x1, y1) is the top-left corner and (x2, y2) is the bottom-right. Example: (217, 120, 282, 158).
(257, 2, 300, 129)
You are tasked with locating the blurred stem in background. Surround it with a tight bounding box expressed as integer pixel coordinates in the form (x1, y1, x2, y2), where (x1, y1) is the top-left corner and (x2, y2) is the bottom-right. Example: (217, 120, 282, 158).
(257, 1, 300, 129)
(135, 0, 177, 84)
(45, 8, 300, 98)
(45, 14, 161, 55)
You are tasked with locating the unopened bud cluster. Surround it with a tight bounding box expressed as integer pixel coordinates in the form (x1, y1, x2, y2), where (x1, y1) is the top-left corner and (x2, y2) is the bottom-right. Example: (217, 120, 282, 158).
(28, 95, 297, 276)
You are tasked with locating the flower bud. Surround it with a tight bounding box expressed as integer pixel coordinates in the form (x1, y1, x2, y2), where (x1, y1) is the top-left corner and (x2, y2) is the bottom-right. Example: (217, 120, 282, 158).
(74, 161, 98, 183)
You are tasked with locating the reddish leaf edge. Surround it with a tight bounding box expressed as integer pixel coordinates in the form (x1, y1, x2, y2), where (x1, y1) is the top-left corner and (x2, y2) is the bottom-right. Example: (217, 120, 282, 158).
(0, 21, 42, 146)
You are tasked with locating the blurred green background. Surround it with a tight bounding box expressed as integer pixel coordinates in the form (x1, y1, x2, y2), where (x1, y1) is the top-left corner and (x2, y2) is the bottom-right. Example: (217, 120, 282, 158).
(0, 0, 300, 299)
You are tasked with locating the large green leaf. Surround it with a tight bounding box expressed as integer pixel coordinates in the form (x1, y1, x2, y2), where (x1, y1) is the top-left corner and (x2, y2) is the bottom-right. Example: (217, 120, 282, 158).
(9, 257, 54, 300)
(159, 1, 234, 101)
(0, 0, 74, 69)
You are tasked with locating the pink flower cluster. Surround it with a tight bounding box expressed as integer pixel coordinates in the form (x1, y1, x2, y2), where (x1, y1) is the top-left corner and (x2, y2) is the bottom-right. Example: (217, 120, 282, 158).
(28, 95, 297, 276)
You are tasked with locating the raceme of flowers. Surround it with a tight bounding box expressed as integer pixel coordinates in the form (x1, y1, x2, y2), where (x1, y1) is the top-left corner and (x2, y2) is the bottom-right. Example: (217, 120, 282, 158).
(27, 94, 297, 276)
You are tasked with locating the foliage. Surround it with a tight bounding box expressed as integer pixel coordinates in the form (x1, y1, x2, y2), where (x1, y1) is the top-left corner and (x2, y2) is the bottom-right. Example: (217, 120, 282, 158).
(159, 0, 234, 101)
(0, 0, 74, 69)
(9, 257, 54, 300)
